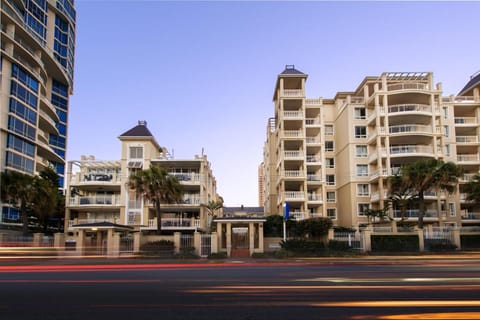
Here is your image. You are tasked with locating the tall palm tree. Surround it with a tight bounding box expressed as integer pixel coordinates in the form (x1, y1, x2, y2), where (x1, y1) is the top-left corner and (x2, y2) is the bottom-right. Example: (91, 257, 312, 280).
(465, 174, 480, 203)
(128, 165, 183, 234)
(201, 198, 224, 231)
(388, 173, 416, 220)
(401, 159, 461, 229)
(32, 168, 62, 233)
(1, 170, 35, 235)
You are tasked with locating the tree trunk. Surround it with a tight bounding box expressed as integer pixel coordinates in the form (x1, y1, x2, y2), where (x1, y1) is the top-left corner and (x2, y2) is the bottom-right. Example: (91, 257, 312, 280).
(21, 203, 29, 236)
(418, 192, 425, 229)
(155, 202, 162, 235)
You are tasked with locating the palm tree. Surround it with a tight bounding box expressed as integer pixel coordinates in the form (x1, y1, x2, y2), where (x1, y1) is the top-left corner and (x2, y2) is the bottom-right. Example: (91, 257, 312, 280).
(201, 198, 224, 231)
(128, 165, 183, 234)
(1, 170, 35, 235)
(400, 159, 461, 229)
(465, 174, 480, 203)
(388, 173, 416, 220)
(32, 168, 62, 233)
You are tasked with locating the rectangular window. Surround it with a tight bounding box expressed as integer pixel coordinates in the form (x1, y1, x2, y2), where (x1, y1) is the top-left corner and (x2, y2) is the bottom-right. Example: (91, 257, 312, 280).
(444, 125, 449, 137)
(326, 174, 335, 186)
(443, 106, 448, 120)
(324, 124, 334, 135)
(444, 144, 450, 157)
(129, 146, 143, 159)
(325, 141, 334, 152)
(449, 202, 456, 217)
(358, 203, 370, 216)
(326, 191, 336, 202)
(327, 208, 337, 219)
(357, 184, 370, 196)
(356, 164, 369, 177)
(355, 126, 367, 138)
(326, 158, 335, 168)
(354, 108, 366, 119)
(355, 145, 368, 158)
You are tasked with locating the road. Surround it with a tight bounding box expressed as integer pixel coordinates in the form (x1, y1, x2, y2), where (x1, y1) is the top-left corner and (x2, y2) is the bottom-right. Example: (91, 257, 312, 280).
(0, 258, 479, 319)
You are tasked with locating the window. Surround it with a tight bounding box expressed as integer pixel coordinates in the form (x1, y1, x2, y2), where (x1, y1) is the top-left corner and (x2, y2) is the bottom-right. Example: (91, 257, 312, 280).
(449, 202, 456, 217)
(358, 203, 370, 216)
(357, 184, 370, 196)
(326, 174, 335, 185)
(326, 191, 336, 202)
(325, 124, 334, 135)
(354, 108, 366, 119)
(355, 126, 367, 138)
(325, 141, 334, 152)
(443, 106, 448, 120)
(355, 145, 368, 158)
(356, 164, 369, 176)
(444, 125, 449, 137)
(327, 208, 337, 219)
(129, 146, 143, 159)
(444, 144, 450, 157)
(326, 158, 335, 168)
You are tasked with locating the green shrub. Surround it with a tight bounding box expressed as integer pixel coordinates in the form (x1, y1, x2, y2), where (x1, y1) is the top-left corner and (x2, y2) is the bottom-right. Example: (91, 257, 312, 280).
(333, 226, 356, 233)
(175, 247, 199, 259)
(371, 235, 419, 252)
(461, 235, 480, 250)
(328, 240, 353, 251)
(425, 239, 457, 252)
(208, 251, 227, 259)
(280, 239, 325, 256)
(140, 240, 175, 257)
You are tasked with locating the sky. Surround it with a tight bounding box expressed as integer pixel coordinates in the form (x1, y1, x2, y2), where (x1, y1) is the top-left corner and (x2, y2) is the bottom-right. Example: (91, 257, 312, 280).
(68, 0, 480, 207)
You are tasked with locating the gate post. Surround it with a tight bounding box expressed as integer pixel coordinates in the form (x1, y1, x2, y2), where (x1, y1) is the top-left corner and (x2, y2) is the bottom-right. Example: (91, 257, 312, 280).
(211, 232, 218, 254)
(173, 232, 181, 254)
(194, 231, 201, 256)
(451, 228, 461, 250)
(361, 229, 371, 252)
(417, 228, 425, 251)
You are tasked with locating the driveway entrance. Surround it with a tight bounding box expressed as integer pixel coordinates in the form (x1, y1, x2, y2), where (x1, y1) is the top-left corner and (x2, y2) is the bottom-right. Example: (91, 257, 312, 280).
(231, 226, 250, 258)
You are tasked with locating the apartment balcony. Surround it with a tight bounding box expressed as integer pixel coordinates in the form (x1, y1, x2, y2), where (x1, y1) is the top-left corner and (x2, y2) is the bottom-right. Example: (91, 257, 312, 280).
(68, 195, 121, 207)
(70, 173, 122, 185)
(307, 194, 323, 202)
(306, 155, 322, 165)
(392, 209, 439, 219)
(387, 103, 433, 115)
(307, 174, 322, 183)
(281, 89, 304, 98)
(457, 154, 480, 164)
(389, 124, 433, 135)
(455, 117, 478, 126)
(451, 96, 479, 104)
(282, 130, 304, 139)
(283, 150, 304, 160)
(368, 148, 387, 163)
(367, 127, 386, 143)
(387, 83, 429, 92)
(305, 118, 321, 126)
(456, 136, 479, 145)
(290, 212, 307, 221)
(370, 191, 388, 202)
(306, 136, 321, 145)
(39, 95, 60, 122)
(38, 110, 59, 134)
(369, 168, 390, 181)
(283, 191, 305, 202)
(68, 217, 119, 230)
(305, 98, 322, 106)
(389, 145, 434, 157)
(181, 196, 201, 205)
(282, 170, 305, 179)
(283, 110, 304, 120)
(169, 173, 201, 184)
(460, 173, 476, 182)
(141, 218, 201, 231)
(462, 211, 480, 221)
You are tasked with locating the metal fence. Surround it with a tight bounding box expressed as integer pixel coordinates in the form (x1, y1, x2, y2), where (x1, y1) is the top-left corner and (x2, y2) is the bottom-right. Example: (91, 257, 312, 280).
(200, 234, 211, 257)
(180, 234, 194, 250)
(333, 232, 363, 250)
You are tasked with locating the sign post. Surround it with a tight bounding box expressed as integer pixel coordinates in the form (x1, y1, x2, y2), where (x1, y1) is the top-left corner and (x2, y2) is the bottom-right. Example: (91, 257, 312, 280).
(283, 202, 290, 241)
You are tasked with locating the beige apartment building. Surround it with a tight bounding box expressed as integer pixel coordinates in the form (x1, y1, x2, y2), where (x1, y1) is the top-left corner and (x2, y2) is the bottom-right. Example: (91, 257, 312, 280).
(264, 65, 480, 229)
(1, 0, 76, 222)
(64, 121, 222, 254)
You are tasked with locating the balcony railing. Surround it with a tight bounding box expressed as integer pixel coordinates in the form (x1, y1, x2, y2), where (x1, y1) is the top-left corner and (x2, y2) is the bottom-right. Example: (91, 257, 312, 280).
(169, 173, 201, 184)
(305, 98, 322, 106)
(462, 212, 480, 220)
(283, 170, 304, 178)
(284, 151, 304, 159)
(457, 154, 480, 162)
(142, 218, 201, 230)
(305, 118, 321, 126)
(291, 212, 306, 220)
(69, 195, 121, 206)
(387, 83, 428, 91)
(282, 89, 304, 97)
(393, 209, 438, 218)
(283, 111, 304, 118)
(390, 145, 433, 155)
(284, 191, 305, 200)
(455, 117, 478, 125)
(461, 173, 476, 182)
(389, 124, 432, 134)
(307, 174, 322, 182)
(456, 136, 479, 144)
(283, 130, 303, 138)
(306, 155, 321, 163)
(308, 194, 323, 201)
(388, 104, 432, 114)
(306, 137, 321, 144)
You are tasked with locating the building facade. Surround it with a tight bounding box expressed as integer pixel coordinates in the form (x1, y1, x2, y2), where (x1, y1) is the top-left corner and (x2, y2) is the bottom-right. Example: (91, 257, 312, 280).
(64, 121, 222, 253)
(1, 0, 76, 221)
(264, 65, 480, 229)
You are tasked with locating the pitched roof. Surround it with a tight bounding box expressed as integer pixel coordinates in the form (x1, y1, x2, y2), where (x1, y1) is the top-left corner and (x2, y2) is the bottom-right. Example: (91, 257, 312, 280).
(458, 71, 480, 96)
(280, 65, 306, 75)
(119, 120, 154, 137)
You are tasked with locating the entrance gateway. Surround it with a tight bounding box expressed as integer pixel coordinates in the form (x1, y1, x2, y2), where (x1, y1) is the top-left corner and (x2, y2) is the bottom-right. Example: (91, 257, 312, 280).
(214, 207, 266, 258)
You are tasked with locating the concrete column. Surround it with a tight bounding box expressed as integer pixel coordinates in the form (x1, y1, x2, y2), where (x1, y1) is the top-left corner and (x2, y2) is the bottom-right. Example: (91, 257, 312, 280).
(249, 223, 254, 256)
(327, 229, 334, 241)
(391, 220, 398, 233)
(226, 223, 232, 257)
(362, 229, 371, 252)
(193, 232, 201, 256)
(33, 233, 44, 247)
(217, 222, 223, 249)
(133, 232, 141, 253)
(76, 230, 85, 256)
(107, 229, 120, 257)
(54, 233, 65, 249)
(451, 229, 461, 250)
(173, 232, 181, 254)
(211, 232, 218, 254)
(258, 223, 264, 253)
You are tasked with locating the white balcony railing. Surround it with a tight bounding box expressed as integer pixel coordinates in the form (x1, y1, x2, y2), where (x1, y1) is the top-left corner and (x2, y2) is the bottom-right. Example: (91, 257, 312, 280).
(284, 191, 305, 200)
(308, 194, 323, 201)
(291, 212, 306, 220)
(282, 89, 304, 97)
(456, 136, 479, 144)
(283, 170, 304, 178)
(169, 173, 201, 184)
(284, 151, 304, 159)
(390, 145, 433, 155)
(283, 130, 303, 138)
(283, 110, 304, 118)
(457, 154, 480, 162)
(388, 104, 432, 114)
(305, 98, 322, 106)
(305, 118, 321, 126)
(455, 117, 478, 125)
(69, 195, 121, 206)
(306, 137, 321, 144)
(389, 124, 432, 134)
(307, 174, 322, 182)
(387, 83, 428, 91)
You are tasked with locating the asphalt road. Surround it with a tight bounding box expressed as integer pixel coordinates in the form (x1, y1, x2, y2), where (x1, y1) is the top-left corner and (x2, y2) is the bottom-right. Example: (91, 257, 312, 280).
(0, 259, 480, 320)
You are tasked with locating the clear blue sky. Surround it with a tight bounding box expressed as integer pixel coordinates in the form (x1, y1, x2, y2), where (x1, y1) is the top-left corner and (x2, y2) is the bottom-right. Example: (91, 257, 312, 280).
(68, 1, 480, 206)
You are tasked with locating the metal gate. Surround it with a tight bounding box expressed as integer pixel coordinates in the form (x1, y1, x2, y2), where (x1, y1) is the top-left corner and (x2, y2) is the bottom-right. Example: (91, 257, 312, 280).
(200, 234, 211, 257)
(333, 232, 364, 251)
(424, 227, 453, 250)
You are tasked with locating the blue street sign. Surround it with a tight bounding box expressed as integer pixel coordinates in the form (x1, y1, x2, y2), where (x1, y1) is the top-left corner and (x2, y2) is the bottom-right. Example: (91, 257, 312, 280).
(283, 202, 290, 220)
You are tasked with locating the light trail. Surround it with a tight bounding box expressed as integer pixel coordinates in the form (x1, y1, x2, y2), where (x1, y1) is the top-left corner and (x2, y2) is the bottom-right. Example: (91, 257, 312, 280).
(313, 300, 480, 307)
(296, 277, 480, 283)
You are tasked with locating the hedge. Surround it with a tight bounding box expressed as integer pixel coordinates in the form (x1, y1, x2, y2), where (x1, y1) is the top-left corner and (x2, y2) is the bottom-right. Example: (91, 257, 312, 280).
(371, 235, 419, 252)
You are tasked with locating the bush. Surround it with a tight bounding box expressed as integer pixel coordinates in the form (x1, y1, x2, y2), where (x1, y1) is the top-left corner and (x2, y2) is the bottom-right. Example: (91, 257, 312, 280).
(371, 235, 419, 252)
(175, 247, 199, 259)
(280, 239, 325, 256)
(208, 251, 227, 259)
(333, 226, 356, 233)
(140, 240, 175, 257)
(328, 240, 353, 251)
(461, 235, 480, 250)
(425, 239, 457, 252)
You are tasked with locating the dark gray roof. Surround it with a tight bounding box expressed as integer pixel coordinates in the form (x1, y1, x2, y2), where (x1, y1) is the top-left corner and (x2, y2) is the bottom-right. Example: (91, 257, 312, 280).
(458, 72, 480, 96)
(223, 206, 264, 213)
(119, 121, 154, 137)
(280, 65, 305, 75)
